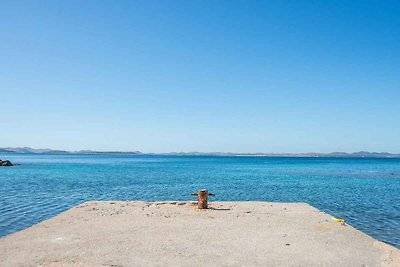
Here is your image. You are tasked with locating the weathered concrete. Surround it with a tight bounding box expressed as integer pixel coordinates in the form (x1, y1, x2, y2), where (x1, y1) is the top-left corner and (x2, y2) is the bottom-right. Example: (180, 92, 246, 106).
(0, 201, 398, 266)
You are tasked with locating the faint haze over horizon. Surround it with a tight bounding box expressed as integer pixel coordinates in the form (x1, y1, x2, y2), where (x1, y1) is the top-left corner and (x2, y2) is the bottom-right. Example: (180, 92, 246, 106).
(1, 1, 399, 153)
(1, 146, 400, 155)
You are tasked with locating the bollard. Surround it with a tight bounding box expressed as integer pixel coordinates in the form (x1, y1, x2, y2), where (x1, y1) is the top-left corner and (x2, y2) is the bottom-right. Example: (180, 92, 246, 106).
(191, 189, 215, 209)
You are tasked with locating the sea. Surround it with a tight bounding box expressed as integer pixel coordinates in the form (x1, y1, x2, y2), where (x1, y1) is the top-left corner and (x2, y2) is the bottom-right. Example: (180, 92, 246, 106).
(0, 153, 399, 248)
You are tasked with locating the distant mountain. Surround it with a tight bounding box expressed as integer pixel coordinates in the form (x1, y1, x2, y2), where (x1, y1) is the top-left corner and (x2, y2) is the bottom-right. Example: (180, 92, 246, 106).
(76, 150, 142, 155)
(0, 147, 399, 158)
(158, 151, 400, 158)
(0, 148, 14, 153)
(1, 147, 69, 154)
(0, 147, 141, 155)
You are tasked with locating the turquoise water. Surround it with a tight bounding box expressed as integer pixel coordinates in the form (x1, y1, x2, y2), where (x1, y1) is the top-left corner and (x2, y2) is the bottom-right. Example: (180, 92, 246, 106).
(0, 154, 399, 248)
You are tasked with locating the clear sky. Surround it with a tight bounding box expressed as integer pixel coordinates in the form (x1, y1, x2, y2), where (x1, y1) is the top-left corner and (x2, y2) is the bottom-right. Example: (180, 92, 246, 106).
(1, 1, 399, 153)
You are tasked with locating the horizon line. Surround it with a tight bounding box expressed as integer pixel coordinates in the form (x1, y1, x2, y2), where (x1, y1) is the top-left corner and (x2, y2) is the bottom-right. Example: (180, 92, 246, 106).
(1, 146, 400, 157)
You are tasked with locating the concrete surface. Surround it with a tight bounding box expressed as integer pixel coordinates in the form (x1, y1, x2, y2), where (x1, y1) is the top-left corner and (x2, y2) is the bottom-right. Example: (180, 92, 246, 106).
(0, 201, 399, 267)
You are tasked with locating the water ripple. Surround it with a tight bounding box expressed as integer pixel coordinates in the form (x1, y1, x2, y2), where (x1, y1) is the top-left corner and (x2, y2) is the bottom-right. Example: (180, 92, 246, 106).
(0, 154, 399, 248)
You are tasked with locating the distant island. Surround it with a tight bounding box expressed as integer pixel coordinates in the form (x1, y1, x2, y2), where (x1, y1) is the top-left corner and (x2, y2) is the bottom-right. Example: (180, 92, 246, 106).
(1, 147, 400, 158)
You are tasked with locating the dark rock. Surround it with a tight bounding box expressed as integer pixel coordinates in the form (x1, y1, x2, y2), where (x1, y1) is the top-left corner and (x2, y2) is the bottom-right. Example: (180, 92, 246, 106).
(0, 160, 13, 166)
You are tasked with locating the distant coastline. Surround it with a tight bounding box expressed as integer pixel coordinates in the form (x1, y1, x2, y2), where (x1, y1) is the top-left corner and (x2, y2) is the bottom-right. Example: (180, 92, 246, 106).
(1, 147, 400, 158)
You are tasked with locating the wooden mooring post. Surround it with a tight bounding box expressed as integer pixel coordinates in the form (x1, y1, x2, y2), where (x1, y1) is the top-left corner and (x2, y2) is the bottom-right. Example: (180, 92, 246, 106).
(191, 189, 215, 209)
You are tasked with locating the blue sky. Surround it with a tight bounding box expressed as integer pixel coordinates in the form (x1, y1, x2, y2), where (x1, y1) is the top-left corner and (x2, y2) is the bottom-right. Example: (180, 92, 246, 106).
(1, 1, 399, 153)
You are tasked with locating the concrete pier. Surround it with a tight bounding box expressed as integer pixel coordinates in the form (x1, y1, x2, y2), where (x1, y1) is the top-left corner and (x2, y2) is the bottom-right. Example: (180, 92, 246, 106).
(0, 201, 398, 266)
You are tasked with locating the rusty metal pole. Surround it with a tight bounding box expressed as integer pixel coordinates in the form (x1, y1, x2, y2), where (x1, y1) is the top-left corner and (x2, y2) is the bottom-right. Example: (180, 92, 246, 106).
(191, 189, 215, 209)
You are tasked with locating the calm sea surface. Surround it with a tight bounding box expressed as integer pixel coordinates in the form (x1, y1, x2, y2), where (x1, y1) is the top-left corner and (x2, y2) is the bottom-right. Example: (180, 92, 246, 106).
(0, 154, 399, 248)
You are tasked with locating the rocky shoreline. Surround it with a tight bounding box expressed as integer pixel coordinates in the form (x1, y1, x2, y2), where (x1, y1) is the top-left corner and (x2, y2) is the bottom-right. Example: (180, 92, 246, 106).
(0, 159, 14, 166)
